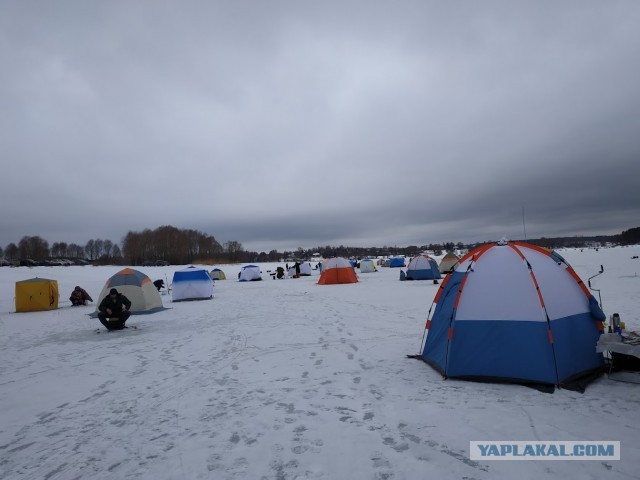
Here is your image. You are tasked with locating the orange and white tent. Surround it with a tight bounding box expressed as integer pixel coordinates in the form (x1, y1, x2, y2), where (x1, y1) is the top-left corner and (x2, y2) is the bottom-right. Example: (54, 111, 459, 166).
(317, 257, 358, 285)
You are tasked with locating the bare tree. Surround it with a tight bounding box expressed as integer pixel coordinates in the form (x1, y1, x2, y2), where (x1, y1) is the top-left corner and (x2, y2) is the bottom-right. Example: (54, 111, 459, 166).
(112, 245, 123, 263)
(67, 243, 84, 258)
(123, 225, 225, 265)
(85, 239, 95, 260)
(18, 236, 49, 261)
(268, 249, 279, 261)
(122, 231, 144, 265)
(4, 243, 18, 261)
(94, 239, 104, 259)
(224, 240, 244, 262)
(103, 240, 113, 258)
(51, 242, 68, 258)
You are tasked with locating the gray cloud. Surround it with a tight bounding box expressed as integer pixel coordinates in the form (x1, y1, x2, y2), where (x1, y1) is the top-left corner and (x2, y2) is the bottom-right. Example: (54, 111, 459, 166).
(2, 1, 639, 253)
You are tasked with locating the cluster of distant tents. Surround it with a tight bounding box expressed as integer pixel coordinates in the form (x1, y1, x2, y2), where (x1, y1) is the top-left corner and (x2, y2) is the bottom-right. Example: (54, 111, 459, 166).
(12, 242, 606, 392)
(235, 252, 461, 284)
(12, 255, 395, 313)
(239, 258, 359, 284)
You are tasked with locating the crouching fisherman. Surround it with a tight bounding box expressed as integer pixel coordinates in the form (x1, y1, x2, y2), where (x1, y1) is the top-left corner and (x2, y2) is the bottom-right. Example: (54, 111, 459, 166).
(70, 285, 93, 306)
(98, 288, 132, 331)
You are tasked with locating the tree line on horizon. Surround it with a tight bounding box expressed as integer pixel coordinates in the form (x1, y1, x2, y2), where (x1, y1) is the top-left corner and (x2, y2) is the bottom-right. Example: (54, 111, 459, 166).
(0, 225, 246, 266)
(2, 225, 639, 266)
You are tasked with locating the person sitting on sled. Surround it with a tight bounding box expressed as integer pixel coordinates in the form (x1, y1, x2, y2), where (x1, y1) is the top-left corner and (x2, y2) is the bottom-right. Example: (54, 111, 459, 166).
(97, 288, 132, 331)
(70, 286, 93, 306)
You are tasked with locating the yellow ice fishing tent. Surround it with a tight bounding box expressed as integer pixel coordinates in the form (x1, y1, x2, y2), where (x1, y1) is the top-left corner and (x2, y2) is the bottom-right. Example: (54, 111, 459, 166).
(210, 268, 226, 280)
(15, 277, 59, 312)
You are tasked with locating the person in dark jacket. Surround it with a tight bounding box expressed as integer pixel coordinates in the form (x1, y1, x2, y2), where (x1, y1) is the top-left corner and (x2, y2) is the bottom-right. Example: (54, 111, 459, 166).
(70, 286, 93, 306)
(98, 288, 132, 330)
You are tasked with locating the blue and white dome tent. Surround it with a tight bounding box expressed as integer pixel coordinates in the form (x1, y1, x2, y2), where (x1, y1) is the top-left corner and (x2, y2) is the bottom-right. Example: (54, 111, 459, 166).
(172, 266, 214, 302)
(416, 241, 605, 392)
(405, 254, 441, 280)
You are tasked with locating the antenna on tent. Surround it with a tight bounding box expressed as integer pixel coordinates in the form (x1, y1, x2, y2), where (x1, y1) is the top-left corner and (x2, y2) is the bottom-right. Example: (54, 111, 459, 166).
(522, 206, 527, 240)
(587, 265, 604, 309)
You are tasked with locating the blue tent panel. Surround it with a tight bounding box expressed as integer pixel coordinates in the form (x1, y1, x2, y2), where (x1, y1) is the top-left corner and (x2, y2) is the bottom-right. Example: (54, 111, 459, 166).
(389, 258, 405, 268)
(445, 320, 558, 384)
(549, 312, 605, 382)
(421, 272, 463, 373)
(173, 269, 211, 281)
(406, 268, 440, 280)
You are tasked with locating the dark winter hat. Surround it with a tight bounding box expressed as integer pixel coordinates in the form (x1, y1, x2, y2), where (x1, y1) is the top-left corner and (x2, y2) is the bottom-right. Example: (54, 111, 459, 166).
(109, 288, 118, 295)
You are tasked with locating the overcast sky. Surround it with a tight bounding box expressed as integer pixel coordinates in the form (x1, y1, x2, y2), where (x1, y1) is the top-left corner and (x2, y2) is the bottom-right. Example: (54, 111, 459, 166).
(2, 1, 640, 253)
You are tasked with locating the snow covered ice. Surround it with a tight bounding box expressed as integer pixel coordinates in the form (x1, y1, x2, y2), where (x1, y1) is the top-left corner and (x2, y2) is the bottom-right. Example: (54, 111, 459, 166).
(1, 246, 639, 479)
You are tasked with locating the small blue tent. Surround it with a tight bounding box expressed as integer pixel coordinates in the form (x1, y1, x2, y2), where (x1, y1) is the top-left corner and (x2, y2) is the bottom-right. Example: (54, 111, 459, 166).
(418, 241, 605, 392)
(388, 257, 405, 268)
(405, 255, 441, 280)
(172, 266, 213, 301)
